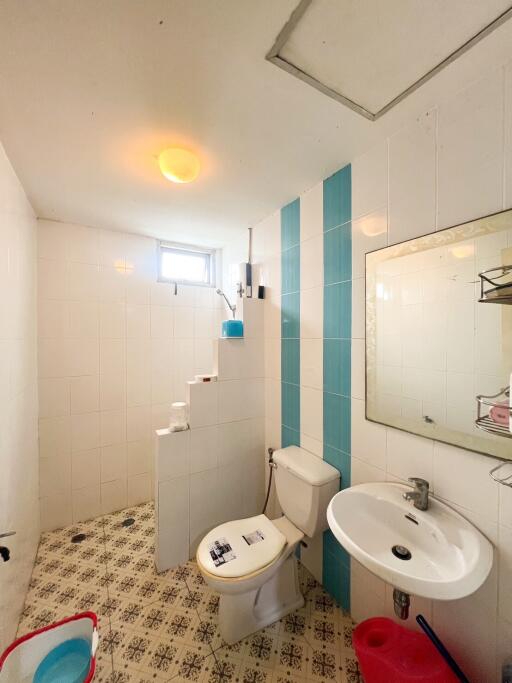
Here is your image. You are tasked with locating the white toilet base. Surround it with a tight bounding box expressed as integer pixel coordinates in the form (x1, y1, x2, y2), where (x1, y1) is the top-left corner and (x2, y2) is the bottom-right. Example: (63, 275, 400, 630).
(218, 553, 304, 645)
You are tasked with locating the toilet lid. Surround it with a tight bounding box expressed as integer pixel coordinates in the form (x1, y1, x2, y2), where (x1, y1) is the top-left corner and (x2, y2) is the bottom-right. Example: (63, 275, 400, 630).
(197, 515, 287, 579)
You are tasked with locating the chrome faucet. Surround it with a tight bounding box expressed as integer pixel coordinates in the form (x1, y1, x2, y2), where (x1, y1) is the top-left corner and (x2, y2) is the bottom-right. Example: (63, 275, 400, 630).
(403, 477, 429, 511)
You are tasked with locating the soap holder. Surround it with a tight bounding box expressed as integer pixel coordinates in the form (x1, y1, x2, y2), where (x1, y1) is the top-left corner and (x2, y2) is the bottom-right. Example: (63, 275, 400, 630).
(475, 386, 511, 439)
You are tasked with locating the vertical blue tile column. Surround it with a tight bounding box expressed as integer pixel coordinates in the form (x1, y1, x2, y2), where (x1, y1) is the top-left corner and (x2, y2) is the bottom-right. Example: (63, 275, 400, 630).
(281, 199, 301, 448)
(321, 165, 352, 611)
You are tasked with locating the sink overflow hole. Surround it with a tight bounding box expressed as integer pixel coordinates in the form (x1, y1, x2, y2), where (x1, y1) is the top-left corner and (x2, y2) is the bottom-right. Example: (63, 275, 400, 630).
(392, 545, 412, 561)
(71, 533, 87, 544)
(121, 518, 135, 528)
(405, 513, 418, 525)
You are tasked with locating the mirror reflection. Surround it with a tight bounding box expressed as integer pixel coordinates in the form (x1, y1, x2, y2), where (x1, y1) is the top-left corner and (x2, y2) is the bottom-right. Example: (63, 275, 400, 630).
(366, 209, 512, 460)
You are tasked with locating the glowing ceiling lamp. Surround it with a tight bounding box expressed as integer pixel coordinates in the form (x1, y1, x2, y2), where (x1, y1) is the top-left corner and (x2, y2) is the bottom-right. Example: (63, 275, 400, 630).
(450, 244, 475, 259)
(158, 147, 200, 184)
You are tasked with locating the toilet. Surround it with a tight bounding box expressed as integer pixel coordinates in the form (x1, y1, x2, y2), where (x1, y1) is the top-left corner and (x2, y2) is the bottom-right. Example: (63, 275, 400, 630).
(196, 445, 340, 644)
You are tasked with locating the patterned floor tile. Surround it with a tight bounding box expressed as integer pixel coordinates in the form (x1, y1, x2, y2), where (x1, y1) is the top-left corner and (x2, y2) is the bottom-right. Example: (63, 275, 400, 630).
(304, 615, 340, 650)
(108, 618, 215, 679)
(207, 653, 242, 683)
(306, 644, 345, 681)
(171, 645, 217, 682)
(19, 502, 359, 683)
(94, 631, 115, 682)
(103, 667, 168, 683)
(274, 635, 311, 679)
(237, 663, 274, 683)
(271, 674, 307, 683)
(340, 653, 364, 683)
(240, 629, 280, 668)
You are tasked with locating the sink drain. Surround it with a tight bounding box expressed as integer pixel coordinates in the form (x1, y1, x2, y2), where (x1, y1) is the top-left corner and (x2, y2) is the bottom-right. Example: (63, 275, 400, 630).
(392, 545, 412, 561)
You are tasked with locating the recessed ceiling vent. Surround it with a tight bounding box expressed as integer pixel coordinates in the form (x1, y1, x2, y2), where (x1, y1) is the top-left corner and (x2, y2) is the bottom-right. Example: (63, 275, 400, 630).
(267, 0, 512, 120)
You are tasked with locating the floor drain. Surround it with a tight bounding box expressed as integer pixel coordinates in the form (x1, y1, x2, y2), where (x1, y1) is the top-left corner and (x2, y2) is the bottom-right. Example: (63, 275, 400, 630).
(71, 533, 87, 544)
(391, 545, 412, 561)
(121, 518, 135, 527)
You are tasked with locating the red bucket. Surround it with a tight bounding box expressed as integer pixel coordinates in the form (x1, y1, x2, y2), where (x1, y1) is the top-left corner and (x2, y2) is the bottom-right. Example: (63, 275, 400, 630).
(353, 617, 459, 683)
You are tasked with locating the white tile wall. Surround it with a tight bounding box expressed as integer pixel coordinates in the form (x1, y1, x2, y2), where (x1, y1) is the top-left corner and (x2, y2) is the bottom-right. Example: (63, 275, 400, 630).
(38, 219, 226, 530)
(352, 139, 388, 221)
(348, 63, 512, 682)
(155, 300, 265, 568)
(0, 142, 39, 651)
(389, 109, 437, 245)
(253, 212, 281, 517)
(437, 67, 504, 230)
(300, 181, 324, 577)
(506, 62, 512, 210)
(255, 57, 512, 682)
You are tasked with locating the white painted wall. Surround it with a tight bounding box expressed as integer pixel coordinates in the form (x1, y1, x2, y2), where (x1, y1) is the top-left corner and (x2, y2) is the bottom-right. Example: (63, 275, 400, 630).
(255, 58, 512, 681)
(0, 142, 39, 651)
(37, 220, 230, 531)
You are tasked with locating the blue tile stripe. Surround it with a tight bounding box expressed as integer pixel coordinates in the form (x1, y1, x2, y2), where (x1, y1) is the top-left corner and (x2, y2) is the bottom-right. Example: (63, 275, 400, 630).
(322, 165, 352, 612)
(281, 199, 300, 448)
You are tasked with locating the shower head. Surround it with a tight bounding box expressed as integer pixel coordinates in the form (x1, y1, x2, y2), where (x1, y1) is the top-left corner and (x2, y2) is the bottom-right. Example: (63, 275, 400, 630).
(216, 288, 236, 319)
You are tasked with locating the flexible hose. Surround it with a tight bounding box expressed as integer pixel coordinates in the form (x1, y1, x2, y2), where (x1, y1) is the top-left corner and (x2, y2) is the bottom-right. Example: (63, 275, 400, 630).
(262, 449, 275, 514)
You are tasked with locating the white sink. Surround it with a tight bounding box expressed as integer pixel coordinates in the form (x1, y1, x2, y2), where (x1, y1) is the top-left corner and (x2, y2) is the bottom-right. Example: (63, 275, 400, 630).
(327, 482, 493, 600)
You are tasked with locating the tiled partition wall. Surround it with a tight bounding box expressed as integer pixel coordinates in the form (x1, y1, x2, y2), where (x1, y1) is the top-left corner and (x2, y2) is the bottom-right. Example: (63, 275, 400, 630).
(256, 59, 512, 682)
(154, 298, 265, 569)
(321, 166, 352, 610)
(0, 142, 39, 651)
(277, 168, 353, 611)
(281, 199, 301, 448)
(37, 219, 226, 531)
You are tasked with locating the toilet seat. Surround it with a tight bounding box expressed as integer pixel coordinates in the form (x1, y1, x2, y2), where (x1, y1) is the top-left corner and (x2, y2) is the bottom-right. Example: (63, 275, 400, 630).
(197, 514, 287, 579)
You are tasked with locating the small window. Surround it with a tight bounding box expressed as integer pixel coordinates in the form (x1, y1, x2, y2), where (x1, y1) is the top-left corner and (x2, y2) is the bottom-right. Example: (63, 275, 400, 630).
(158, 241, 216, 287)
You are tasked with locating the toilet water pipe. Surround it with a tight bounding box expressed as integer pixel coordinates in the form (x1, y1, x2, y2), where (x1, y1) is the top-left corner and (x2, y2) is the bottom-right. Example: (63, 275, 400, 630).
(262, 448, 276, 514)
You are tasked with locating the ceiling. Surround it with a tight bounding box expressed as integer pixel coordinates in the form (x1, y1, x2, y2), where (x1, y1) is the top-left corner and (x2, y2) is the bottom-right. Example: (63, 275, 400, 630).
(277, 0, 512, 118)
(0, 0, 511, 247)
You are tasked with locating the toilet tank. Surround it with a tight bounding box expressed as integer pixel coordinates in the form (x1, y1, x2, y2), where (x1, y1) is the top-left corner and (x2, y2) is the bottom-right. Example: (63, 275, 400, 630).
(273, 446, 340, 538)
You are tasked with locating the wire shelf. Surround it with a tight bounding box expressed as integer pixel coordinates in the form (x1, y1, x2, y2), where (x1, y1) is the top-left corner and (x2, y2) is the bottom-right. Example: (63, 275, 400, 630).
(490, 461, 512, 488)
(478, 265, 512, 304)
(475, 386, 512, 439)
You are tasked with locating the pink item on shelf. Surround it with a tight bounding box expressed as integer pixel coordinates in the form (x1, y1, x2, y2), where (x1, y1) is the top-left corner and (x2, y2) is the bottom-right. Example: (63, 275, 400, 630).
(489, 401, 510, 426)
(353, 617, 459, 683)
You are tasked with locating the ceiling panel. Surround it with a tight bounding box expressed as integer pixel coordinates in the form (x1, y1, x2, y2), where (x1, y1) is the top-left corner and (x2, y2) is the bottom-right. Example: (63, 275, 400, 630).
(276, 0, 512, 117)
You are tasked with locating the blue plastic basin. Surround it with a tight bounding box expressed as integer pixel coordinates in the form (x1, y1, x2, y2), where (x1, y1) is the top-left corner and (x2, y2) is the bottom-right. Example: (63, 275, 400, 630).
(33, 638, 91, 683)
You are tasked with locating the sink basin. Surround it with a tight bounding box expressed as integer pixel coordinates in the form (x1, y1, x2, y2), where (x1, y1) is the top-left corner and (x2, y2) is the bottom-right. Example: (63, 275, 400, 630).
(327, 482, 493, 600)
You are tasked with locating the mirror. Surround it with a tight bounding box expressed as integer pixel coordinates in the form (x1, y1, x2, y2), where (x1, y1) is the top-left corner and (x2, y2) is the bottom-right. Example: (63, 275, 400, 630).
(366, 209, 512, 460)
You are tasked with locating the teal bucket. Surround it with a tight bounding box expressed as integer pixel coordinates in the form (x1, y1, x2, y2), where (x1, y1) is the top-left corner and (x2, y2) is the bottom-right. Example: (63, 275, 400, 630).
(222, 320, 244, 338)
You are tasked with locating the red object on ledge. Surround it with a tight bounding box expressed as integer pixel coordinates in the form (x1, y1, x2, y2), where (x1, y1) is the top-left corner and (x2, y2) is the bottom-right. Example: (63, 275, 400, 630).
(353, 617, 459, 683)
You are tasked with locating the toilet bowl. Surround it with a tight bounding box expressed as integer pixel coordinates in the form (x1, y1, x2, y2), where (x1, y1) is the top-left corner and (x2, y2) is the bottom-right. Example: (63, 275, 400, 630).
(196, 446, 340, 644)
